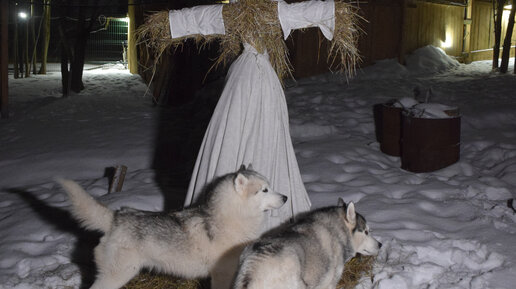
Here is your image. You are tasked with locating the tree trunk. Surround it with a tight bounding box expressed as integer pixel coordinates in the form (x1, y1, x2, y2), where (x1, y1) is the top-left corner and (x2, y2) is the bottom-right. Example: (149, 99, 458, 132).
(61, 52, 70, 97)
(31, 2, 37, 74)
(1, 0, 9, 119)
(14, 5, 19, 79)
(58, 18, 73, 97)
(31, 8, 44, 75)
(70, 4, 98, 93)
(492, 0, 506, 69)
(70, 12, 86, 93)
(38, 0, 51, 75)
(500, 4, 516, 73)
(24, 16, 30, 78)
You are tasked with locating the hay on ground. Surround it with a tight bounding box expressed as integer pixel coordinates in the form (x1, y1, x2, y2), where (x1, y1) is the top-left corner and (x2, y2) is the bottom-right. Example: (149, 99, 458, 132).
(337, 255, 376, 289)
(136, 0, 361, 80)
(122, 272, 204, 289)
(122, 255, 374, 289)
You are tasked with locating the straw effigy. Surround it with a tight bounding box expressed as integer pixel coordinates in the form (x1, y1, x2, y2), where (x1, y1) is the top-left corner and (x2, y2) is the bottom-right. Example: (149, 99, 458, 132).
(122, 255, 375, 289)
(136, 0, 362, 80)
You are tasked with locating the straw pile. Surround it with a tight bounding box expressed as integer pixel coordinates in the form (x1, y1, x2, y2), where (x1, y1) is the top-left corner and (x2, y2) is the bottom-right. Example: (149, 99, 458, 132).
(122, 272, 204, 289)
(136, 0, 361, 80)
(122, 255, 374, 289)
(337, 255, 376, 289)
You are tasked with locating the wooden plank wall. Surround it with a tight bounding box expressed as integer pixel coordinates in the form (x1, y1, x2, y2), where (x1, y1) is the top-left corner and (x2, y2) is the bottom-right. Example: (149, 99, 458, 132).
(470, 0, 493, 51)
(404, 1, 464, 57)
(288, 0, 465, 78)
(467, 0, 516, 61)
(288, 0, 405, 78)
(358, 0, 404, 64)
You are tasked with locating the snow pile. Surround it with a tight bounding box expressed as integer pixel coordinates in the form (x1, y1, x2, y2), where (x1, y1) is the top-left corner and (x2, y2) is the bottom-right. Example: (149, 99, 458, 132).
(410, 102, 458, 118)
(392, 96, 459, 119)
(393, 97, 419, 109)
(375, 239, 504, 289)
(356, 58, 409, 80)
(1, 52, 516, 289)
(405, 45, 460, 74)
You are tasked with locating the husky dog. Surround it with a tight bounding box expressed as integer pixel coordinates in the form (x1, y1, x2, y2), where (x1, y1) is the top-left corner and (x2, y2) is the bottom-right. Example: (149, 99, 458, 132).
(57, 165, 287, 289)
(233, 199, 381, 289)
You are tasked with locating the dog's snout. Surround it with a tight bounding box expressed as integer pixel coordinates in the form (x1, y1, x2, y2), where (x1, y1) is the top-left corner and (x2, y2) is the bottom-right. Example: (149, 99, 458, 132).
(282, 195, 288, 203)
(378, 242, 383, 249)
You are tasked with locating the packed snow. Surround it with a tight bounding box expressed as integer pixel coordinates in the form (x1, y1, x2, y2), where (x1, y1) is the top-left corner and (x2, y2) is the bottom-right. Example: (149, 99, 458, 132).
(1, 46, 515, 289)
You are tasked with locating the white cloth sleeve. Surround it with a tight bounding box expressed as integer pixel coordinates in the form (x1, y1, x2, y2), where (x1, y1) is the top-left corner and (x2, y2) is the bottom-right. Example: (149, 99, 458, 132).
(277, 0, 335, 41)
(169, 5, 225, 39)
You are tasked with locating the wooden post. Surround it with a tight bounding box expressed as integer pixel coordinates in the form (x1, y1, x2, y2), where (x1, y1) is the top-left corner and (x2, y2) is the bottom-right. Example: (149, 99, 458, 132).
(127, 0, 138, 74)
(398, 0, 407, 65)
(108, 165, 128, 193)
(1, 0, 8, 119)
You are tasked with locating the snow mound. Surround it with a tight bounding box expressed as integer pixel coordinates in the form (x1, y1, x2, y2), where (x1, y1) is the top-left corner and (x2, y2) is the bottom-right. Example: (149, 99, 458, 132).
(371, 239, 505, 289)
(405, 45, 460, 74)
(357, 45, 460, 80)
(290, 122, 338, 139)
(357, 58, 409, 79)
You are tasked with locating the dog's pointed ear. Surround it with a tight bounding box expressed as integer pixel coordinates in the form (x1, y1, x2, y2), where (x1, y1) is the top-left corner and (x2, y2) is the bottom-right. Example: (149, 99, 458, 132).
(247, 163, 254, 171)
(338, 197, 346, 207)
(346, 202, 356, 226)
(234, 173, 249, 195)
(239, 164, 246, 171)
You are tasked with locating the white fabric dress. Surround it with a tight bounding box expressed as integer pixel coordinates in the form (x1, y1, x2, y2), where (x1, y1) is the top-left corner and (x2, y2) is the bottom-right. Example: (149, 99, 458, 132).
(185, 43, 311, 231)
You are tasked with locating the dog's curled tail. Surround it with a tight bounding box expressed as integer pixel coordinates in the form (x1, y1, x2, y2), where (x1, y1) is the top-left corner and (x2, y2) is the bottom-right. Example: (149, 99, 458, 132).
(57, 178, 114, 233)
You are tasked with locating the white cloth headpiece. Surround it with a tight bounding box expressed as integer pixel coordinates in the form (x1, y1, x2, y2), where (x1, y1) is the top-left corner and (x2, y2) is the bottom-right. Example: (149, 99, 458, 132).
(169, 5, 225, 39)
(277, 0, 335, 41)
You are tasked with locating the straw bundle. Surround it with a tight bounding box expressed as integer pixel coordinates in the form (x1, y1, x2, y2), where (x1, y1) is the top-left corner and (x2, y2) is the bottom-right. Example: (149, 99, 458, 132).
(330, 1, 362, 79)
(136, 0, 361, 80)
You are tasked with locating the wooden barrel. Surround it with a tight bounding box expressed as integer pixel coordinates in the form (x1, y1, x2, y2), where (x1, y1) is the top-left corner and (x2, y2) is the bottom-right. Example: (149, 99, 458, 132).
(379, 104, 403, 156)
(401, 111, 461, 173)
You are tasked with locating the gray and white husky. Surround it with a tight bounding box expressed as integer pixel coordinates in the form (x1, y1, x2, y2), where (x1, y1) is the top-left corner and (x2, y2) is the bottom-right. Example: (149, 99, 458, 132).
(57, 165, 287, 289)
(233, 198, 382, 289)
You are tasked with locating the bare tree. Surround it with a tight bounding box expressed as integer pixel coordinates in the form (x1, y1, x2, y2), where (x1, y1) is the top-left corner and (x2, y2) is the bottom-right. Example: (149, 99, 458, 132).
(30, 2, 38, 74)
(57, 0, 100, 96)
(70, 7, 99, 92)
(24, 12, 29, 78)
(14, 4, 19, 79)
(38, 0, 51, 74)
(58, 16, 72, 97)
(492, 0, 507, 69)
(500, 3, 516, 73)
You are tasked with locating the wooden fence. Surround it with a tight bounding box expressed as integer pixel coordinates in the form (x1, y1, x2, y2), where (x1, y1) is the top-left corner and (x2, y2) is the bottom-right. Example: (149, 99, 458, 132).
(468, 0, 516, 62)
(403, 1, 465, 58)
(289, 0, 466, 77)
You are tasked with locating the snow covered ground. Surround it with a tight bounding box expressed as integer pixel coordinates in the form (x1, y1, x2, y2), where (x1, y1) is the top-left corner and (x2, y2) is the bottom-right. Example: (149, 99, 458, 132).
(1, 46, 515, 289)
